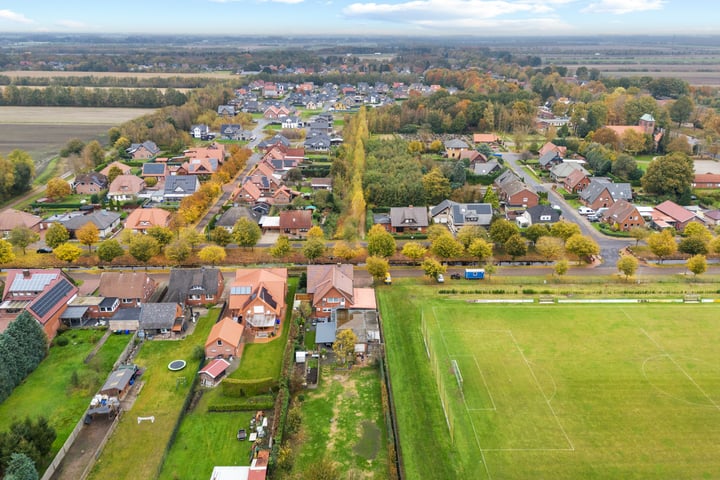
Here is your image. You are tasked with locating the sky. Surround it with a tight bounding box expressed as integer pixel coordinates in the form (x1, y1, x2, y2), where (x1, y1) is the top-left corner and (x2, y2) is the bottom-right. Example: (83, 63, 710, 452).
(0, 1, 715, 37)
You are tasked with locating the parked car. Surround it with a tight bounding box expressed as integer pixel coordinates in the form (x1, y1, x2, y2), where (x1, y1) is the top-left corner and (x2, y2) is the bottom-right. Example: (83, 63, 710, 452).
(36, 247, 53, 254)
(578, 206, 595, 216)
(587, 214, 599, 222)
(437, 274, 445, 283)
(451, 273, 462, 280)
(384, 273, 392, 285)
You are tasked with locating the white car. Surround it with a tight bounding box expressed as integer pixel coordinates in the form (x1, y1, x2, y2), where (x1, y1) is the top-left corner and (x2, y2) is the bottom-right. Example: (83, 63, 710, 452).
(578, 206, 595, 216)
(437, 274, 445, 283)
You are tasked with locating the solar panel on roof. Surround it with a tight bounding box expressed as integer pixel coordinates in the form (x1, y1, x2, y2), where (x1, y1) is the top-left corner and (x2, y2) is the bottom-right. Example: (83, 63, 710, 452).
(29, 279, 74, 320)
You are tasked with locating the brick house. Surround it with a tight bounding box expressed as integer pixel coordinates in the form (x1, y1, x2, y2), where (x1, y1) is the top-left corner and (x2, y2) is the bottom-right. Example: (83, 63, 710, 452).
(98, 271, 157, 308)
(228, 268, 287, 338)
(73, 172, 108, 195)
(165, 268, 224, 307)
(205, 317, 244, 359)
(579, 178, 632, 210)
(279, 210, 312, 238)
(602, 200, 645, 232)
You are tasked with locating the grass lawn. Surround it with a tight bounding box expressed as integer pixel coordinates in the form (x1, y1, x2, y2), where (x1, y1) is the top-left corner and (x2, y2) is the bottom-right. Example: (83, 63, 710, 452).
(88, 308, 221, 480)
(379, 283, 720, 479)
(0, 330, 130, 455)
(291, 364, 389, 478)
(157, 393, 254, 480)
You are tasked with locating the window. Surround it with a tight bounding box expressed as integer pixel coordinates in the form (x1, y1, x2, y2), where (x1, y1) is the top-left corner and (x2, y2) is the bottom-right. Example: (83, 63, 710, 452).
(231, 286, 252, 295)
(326, 297, 342, 303)
(189, 294, 201, 300)
(206, 294, 213, 300)
(217, 340, 222, 346)
(122, 298, 134, 304)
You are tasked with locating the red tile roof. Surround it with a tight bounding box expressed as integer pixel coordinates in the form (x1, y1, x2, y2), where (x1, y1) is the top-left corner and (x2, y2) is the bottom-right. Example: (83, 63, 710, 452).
(199, 358, 230, 379)
(655, 200, 695, 223)
(279, 210, 312, 229)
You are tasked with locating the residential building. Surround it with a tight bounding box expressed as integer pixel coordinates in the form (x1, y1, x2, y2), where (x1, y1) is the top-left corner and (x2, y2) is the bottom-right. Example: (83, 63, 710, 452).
(205, 317, 244, 359)
(472, 133, 501, 144)
(99, 161, 132, 177)
(98, 271, 157, 308)
(139, 302, 185, 336)
(430, 200, 493, 233)
(516, 205, 561, 227)
(693, 173, 720, 189)
(564, 169, 591, 193)
(602, 200, 645, 232)
(108, 175, 145, 202)
(0, 269, 78, 340)
(165, 268, 224, 307)
(579, 178, 632, 210)
(538, 151, 563, 170)
(0, 209, 42, 237)
(279, 210, 312, 238)
(141, 162, 168, 179)
(73, 172, 108, 195)
(124, 207, 171, 233)
(126, 141, 160, 160)
(307, 264, 354, 320)
(494, 170, 539, 208)
(378, 206, 429, 234)
(61, 210, 121, 239)
(653, 200, 698, 232)
(215, 206, 258, 233)
(228, 268, 288, 338)
(444, 139, 470, 159)
(164, 176, 200, 202)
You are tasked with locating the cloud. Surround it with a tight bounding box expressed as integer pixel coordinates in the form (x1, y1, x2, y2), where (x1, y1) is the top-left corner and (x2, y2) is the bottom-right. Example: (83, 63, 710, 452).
(582, 0, 665, 14)
(0, 10, 33, 24)
(342, 0, 574, 31)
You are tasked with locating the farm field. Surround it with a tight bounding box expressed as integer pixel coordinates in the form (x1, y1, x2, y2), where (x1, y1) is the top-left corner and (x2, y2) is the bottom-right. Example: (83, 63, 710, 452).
(378, 283, 720, 480)
(0, 70, 237, 80)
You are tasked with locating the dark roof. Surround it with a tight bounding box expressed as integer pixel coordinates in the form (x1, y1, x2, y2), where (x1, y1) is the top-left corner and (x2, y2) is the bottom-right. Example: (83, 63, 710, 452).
(249, 286, 277, 310)
(315, 321, 337, 344)
(139, 303, 181, 330)
(101, 368, 134, 394)
(142, 163, 167, 175)
(526, 205, 561, 224)
(99, 297, 118, 308)
(29, 278, 74, 320)
(165, 268, 222, 304)
(74, 172, 107, 187)
(216, 206, 257, 228)
(111, 307, 141, 321)
(390, 207, 428, 228)
(538, 151, 563, 167)
(63, 210, 121, 231)
(60, 305, 88, 319)
(164, 176, 199, 194)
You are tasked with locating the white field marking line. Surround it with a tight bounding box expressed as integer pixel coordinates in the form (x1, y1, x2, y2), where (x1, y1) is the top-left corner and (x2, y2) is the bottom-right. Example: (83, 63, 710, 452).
(507, 330, 575, 452)
(641, 355, 720, 408)
(449, 354, 498, 411)
(639, 328, 720, 412)
(432, 306, 493, 480)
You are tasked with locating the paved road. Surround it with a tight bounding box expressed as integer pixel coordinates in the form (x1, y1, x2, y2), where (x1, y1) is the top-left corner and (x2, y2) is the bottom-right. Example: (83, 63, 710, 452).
(195, 120, 268, 231)
(502, 152, 631, 266)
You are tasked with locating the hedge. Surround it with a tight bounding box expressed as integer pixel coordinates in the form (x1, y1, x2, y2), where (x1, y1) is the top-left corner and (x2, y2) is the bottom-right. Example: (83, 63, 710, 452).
(207, 395, 276, 412)
(221, 377, 277, 398)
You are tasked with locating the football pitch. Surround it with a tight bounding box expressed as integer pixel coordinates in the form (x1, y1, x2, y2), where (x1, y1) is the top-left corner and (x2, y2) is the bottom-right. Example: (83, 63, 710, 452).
(378, 287, 720, 479)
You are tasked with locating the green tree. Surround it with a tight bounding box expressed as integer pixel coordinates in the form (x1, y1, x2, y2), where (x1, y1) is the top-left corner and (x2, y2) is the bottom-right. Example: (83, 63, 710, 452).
(647, 229, 677, 263)
(332, 329, 357, 366)
(75, 222, 99, 253)
(233, 218, 262, 249)
(565, 234, 600, 264)
(302, 237, 325, 264)
(467, 237, 493, 265)
(198, 245, 226, 265)
(366, 255, 390, 283)
(550, 220, 582, 241)
(616, 254, 639, 280)
(535, 235, 565, 262)
(427, 224, 450, 243)
(53, 243, 82, 263)
(489, 219, 519, 245)
(629, 226, 651, 246)
(165, 238, 191, 264)
(179, 227, 204, 248)
(0, 238, 16, 264)
(669, 95, 694, 127)
(82, 140, 105, 167)
(483, 186, 500, 211)
(612, 153, 641, 181)
(209, 227, 233, 247)
(524, 224, 550, 245)
(554, 258, 569, 276)
(687, 254, 707, 277)
(106, 165, 123, 186)
(44, 223, 69, 249)
(45, 178, 71, 201)
(641, 152, 694, 201)
(128, 234, 160, 265)
(4, 452, 38, 480)
(60, 138, 85, 157)
(8, 150, 35, 195)
(146, 226, 174, 250)
(401, 241, 427, 265)
(504, 234, 527, 261)
(366, 224, 396, 258)
(421, 257, 447, 280)
(8, 227, 40, 255)
(430, 233, 464, 260)
(678, 236, 708, 255)
(96, 239, 124, 263)
(422, 167, 451, 204)
(269, 235, 292, 259)
(456, 225, 487, 249)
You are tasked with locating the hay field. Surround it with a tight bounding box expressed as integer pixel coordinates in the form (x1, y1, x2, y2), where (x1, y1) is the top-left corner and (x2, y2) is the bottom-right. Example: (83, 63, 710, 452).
(379, 284, 720, 480)
(0, 106, 156, 125)
(1, 70, 236, 80)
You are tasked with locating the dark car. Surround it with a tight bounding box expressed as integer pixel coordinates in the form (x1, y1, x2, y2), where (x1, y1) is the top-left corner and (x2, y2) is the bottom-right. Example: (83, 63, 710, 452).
(36, 247, 53, 254)
(451, 273, 461, 280)
(237, 428, 247, 441)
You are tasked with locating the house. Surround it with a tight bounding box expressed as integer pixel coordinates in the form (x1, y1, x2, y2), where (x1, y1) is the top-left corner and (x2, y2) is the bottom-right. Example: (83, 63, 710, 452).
(124, 207, 170, 233)
(538, 151, 564, 170)
(307, 264, 354, 320)
(190, 124, 210, 139)
(281, 116, 303, 129)
(219, 124, 252, 141)
(549, 163, 588, 183)
(98, 271, 157, 308)
(165, 268, 224, 307)
(217, 105, 236, 117)
(141, 162, 168, 179)
(494, 171, 539, 208)
(653, 200, 698, 232)
(459, 149, 488, 166)
(703, 209, 720, 227)
(473, 160, 501, 176)
(304, 134, 331, 152)
(126, 141, 160, 160)
(604, 114, 657, 142)
(228, 268, 287, 338)
(164, 176, 200, 202)
(384, 206, 429, 234)
(236, 180, 263, 204)
(279, 210, 312, 238)
(310, 178, 333, 191)
(100, 161, 132, 177)
(516, 205, 561, 227)
(693, 173, 720, 189)
(564, 169, 591, 193)
(205, 317, 244, 359)
(185, 143, 227, 164)
(216, 206, 258, 233)
(108, 175, 145, 202)
(444, 139, 470, 159)
(473, 133, 501, 144)
(107, 307, 141, 332)
(579, 178, 632, 210)
(430, 200, 493, 233)
(66, 296, 119, 324)
(602, 200, 645, 232)
(61, 210, 121, 239)
(0, 269, 78, 340)
(73, 172, 108, 195)
(139, 302, 185, 336)
(0, 209, 42, 237)
(183, 158, 219, 176)
(538, 142, 568, 158)
(199, 358, 231, 387)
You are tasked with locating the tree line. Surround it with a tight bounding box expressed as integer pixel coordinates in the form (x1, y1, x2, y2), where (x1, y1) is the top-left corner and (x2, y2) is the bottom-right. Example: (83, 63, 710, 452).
(0, 85, 187, 108)
(0, 312, 47, 405)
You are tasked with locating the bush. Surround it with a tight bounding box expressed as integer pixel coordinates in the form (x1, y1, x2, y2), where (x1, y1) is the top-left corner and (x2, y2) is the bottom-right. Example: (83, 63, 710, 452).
(221, 377, 277, 398)
(54, 336, 69, 347)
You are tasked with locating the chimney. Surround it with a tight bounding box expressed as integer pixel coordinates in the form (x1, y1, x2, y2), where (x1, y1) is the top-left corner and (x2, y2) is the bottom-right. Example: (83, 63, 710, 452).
(22, 269, 31, 279)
